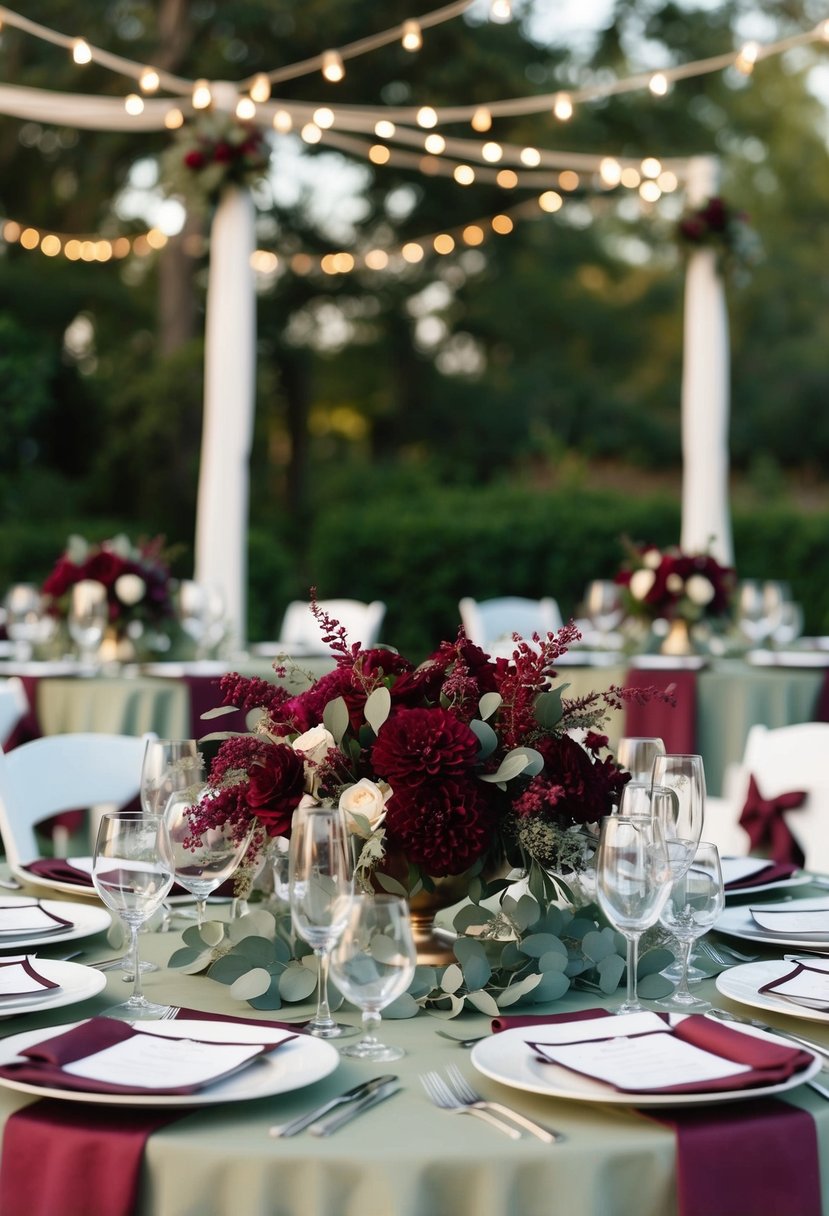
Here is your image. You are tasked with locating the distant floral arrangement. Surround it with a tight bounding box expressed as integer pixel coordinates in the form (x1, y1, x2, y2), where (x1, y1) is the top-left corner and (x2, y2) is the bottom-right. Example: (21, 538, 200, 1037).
(162, 111, 271, 207)
(677, 195, 761, 280)
(616, 542, 735, 624)
(42, 534, 174, 632)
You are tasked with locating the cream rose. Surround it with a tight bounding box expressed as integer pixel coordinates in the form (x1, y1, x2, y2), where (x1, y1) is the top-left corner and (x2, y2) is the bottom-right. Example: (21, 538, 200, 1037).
(292, 725, 335, 765)
(643, 548, 663, 570)
(665, 572, 684, 595)
(114, 572, 146, 606)
(339, 778, 392, 833)
(685, 574, 715, 606)
(629, 569, 656, 600)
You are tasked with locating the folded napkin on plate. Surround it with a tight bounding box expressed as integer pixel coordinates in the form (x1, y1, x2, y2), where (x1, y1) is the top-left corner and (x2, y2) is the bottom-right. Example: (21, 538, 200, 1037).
(0, 900, 73, 936)
(493, 1007, 820, 1216)
(0, 1015, 296, 1096)
(528, 1013, 813, 1094)
(723, 860, 798, 892)
(0, 957, 59, 1000)
(23, 859, 234, 900)
(0, 1009, 303, 1216)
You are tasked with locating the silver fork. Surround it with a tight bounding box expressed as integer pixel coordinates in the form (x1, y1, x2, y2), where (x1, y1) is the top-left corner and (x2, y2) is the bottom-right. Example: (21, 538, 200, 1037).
(443, 1065, 564, 1143)
(158, 1005, 180, 1020)
(420, 1070, 521, 1139)
(700, 940, 760, 966)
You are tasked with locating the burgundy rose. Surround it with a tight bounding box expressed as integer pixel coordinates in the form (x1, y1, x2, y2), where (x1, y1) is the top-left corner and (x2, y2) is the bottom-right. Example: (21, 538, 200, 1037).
(246, 743, 306, 837)
(372, 707, 479, 786)
(213, 142, 234, 163)
(184, 150, 206, 170)
(42, 557, 82, 598)
(84, 550, 126, 587)
(385, 778, 496, 876)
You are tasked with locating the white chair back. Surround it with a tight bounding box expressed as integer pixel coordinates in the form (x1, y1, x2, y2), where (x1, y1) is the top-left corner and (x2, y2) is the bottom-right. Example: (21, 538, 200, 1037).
(278, 599, 386, 653)
(703, 722, 829, 869)
(458, 596, 564, 653)
(0, 678, 28, 747)
(0, 732, 152, 868)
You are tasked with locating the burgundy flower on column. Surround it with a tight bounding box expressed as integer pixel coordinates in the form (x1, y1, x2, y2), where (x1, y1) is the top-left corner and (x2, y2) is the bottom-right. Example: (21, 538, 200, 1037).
(372, 707, 479, 786)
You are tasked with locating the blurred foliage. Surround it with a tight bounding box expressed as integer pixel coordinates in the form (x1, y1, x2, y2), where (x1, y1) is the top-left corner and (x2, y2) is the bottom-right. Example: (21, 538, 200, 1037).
(1, 0, 829, 640)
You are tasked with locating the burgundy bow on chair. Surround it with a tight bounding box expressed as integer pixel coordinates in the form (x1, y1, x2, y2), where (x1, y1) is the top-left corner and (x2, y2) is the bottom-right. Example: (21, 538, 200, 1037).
(738, 774, 807, 867)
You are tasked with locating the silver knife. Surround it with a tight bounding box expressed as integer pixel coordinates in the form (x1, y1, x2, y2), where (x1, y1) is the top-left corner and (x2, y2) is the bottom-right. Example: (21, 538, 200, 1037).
(269, 1074, 397, 1138)
(308, 1078, 401, 1137)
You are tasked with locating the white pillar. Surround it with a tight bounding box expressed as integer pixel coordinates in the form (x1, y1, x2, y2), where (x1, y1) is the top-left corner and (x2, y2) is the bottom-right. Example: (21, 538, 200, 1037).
(194, 182, 256, 650)
(679, 155, 733, 566)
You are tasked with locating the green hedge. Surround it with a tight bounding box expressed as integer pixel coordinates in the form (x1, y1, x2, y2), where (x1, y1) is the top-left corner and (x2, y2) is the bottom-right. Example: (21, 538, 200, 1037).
(6, 483, 829, 662)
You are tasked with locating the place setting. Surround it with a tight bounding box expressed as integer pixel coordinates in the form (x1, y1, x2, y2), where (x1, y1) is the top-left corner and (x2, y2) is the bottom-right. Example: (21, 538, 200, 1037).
(719, 855, 812, 898)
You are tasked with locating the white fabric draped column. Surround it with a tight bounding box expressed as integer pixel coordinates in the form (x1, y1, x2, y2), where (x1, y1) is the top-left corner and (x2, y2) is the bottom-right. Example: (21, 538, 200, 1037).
(194, 183, 256, 650)
(679, 155, 733, 565)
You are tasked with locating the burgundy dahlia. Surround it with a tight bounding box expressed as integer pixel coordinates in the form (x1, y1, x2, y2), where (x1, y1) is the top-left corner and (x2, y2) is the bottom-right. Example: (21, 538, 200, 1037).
(384, 778, 496, 876)
(371, 707, 479, 787)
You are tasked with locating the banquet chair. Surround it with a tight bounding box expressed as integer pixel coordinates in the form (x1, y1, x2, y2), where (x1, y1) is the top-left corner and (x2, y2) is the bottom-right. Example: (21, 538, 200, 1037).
(0, 677, 28, 748)
(458, 596, 564, 654)
(0, 731, 153, 871)
(273, 599, 387, 654)
(703, 722, 829, 870)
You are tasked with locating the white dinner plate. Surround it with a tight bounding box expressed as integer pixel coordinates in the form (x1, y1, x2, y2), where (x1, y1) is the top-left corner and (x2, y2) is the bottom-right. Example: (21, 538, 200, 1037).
(716, 901, 829, 948)
(629, 654, 708, 670)
(0, 960, 106, 1019)
(0, 895, 111, 950)
(11, 860, 228, 907)
(0, 1019, 339, 1107)
(716, 960, 829, 1026)
(470, 1020, 820, 1106)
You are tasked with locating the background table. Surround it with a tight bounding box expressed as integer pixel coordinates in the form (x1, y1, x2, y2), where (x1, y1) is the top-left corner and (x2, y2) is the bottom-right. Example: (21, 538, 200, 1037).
(1, 885, 829, 1216)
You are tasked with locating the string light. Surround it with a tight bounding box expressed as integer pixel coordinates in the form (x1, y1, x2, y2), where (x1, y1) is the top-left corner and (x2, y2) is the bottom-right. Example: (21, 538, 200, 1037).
(301, 122, 322, 143)
(491, 214, 513, 234)
(71, 38, 92, 65)
(495, 168, 518, 187)
(471, 107, 492, 133)
(272, 110, 293, 133)
(462, 224, 484, 245)
(192, 79, 212, 109)
(375, 120, 396, 139)
(124, 94, 144, 116)
(164, 108, 184, 129)
(417, 106, 439, 129)
(520, 147, 541, 167)
(313, 107, 335, 129)
(559, 170, 579, 191)
(249, 73, 271, 103)
(139, 67, 160, 93)
(453, 164, 475, 185)
(321, 50, 345, 83)
(424, 133, 446, 153)
(735, 41, 760, 74)
(552, 93, 573, 121)
(1, 217, 168, 261)
(236, 97, 256, 120)
(639, 180, 661, 202)
(364, 249, 389, 269)
(401, 242, 424, 263)
(599, 157, 622, 187)
(401, 20, 423, 51)
(369, 144, 391, 164)
(641, 157, 662, 178)
(489, 0, 512, 23)
(433, 233, 455, 254)
(649, 72, 669, 96)
(481, 141, 502, 163)
(538, 191, 562, 213)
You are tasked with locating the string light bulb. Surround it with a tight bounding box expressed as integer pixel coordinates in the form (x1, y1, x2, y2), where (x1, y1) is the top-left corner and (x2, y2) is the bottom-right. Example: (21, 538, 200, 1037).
(424, 133, 446, 153)
(471, 106, 492, 133)
(71, 39, 92, 65)
(375, 120, 396, 139)
(313, 107, 335, 129)
(249, 73, 271, 103)
(735, 41, 759, 75)
(649, 72, 669, 96)
(236, 97, 256, 120)
(481, 141, 502, 163)
(139, 67, 160, 93)
(164, 107, 184, 129)
(124, 94, 144, 116)
(490, 0, 512, 22)
(552, 92, 573, 121)
(599, 157, 622, 187)
(321, 50, 345, 83)
(401, 20, 422, 51)
(192, 79, 212, 110)
(520, 147, 541, 167)
(416, 106, 438, 129)
(272, 110, 293, 133)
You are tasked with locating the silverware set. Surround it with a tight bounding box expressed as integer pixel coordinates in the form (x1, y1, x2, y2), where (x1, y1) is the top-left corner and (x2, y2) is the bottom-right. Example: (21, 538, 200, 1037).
(270, 1075, 401, 1138)
(420, 1065, 563, 1143)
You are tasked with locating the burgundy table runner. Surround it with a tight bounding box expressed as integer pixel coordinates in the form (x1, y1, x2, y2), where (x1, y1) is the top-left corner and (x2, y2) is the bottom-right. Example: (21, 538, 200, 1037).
(0, 1008, 302, 1216)
(623, 668, 697, 754)
(493, 1008, 821, 1216)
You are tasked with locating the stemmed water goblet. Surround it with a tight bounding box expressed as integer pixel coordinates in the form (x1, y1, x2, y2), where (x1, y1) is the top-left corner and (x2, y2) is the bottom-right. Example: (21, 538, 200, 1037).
(140, 738, 203, 818)
(616, 737, 666, 784)
(68, 579, 108, 668)
(596, 814, 672, 1014)
(92, 811, 175, 1020)
(164, 787, 253, 927)
(650, 753, 706, 981)
(656, 842, 725, 1012)
(4, 584, 49, 661)
(329, 894, 417, 1061)
(584, 580, 624, 648)
(289, 803, 357, 1039)
(736, 580, 773, 648)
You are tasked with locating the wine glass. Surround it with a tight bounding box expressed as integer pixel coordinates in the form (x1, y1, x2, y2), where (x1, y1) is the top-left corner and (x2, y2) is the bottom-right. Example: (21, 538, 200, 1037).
(164, 787, 253, 927)
(4, 584, 48, 661)
(596, 815, 672, 1014)
(289, 803, 356, 1039)
(140, 738, 203, 818)
(92, 811, 174, 1020)
(330, 894, 417, 1061)
(176, 580, 216, 661)
(657, 842, 725, 1011)
(736, 580, 773, 647)
(651, 753, 707, 980)
(584, 580, 624, 647)
(68, 579, 108, 668)
(616, 737, 666, 783)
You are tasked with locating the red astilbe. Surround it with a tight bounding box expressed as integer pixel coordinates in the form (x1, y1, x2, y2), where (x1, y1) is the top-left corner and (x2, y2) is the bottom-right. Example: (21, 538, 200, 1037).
(215, 672, 292, 718)
(495, 621, 583, 749)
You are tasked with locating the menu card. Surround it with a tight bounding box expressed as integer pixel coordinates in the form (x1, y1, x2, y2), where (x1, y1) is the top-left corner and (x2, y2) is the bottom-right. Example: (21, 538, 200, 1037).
(0, 1017, 298, 1095)
(750, 901, 829, 938)
(759, 960, 829, 1010)
(528, 1010, 812, 1094)
(0, 902, 73, 937)
(0, 957, 59, 1000)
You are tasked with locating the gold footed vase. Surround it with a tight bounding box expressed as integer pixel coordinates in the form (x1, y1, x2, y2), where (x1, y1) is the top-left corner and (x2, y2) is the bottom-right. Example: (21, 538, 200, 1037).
(660, 617, 695, 657)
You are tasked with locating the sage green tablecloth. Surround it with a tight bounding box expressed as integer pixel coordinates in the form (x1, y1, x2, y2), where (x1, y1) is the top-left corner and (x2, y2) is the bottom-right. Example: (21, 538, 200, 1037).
(2, 892, 829, 1216)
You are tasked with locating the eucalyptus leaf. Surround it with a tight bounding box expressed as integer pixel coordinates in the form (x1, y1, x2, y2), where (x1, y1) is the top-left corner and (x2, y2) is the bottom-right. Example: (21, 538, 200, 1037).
(279, 962, 319, 1002)
(200, 705, 243, 719)
(496, 973, 542, 1006)
(637, 972, 675, 999)
(248, 976, 284, 1010)
(168, 946, 203, 970)
(453, 904, 494, 933)
(478, 691, 502, 720)
(538, 950, 568, 973)
(582, 930, 616, 963)
(182, 924, 213, 949)
(597, 954, 626, 994)
(638, 947, 675, 977)
(364, 686, 391, 735)
(374, 872, 409, 897)
(322, 695, 349, 745)
(382, 992, 420, 1019)
(235, 936, 277, 966)
(227, 910, 276, 944)
(423, 995, 465, 1019)
(478, 749, 536, 784)
(441, 963, 464, 994)
(230, 967, 272, 1001)
(198, 921, 226, 948)
(207, 954, 255, 985)
(454, 939, 492, 991)
(531, 970, 570, 1002)
(469, 719, 498, 758)
(533, 686, 568, 728)
(499, 941, 526, 970)
(513, 894, 541, 931)
(371, 933, 401, 964)
(568, 917, 598, 941)
(520, 932, 566, 959)
(466, 989, 500, 1017)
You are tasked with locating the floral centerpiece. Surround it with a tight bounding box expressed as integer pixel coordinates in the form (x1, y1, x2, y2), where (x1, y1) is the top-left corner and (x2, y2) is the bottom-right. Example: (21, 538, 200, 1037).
(172, 603, 679, 1015)
(616, 542, 735, 625)
(42, 533, 175, 636)
(161, 111, 271, 209)
(676, 195, 761, 281)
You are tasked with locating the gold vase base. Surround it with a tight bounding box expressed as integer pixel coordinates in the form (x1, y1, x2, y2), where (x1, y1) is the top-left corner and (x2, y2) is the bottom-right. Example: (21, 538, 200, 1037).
(410, 910, 456, 966)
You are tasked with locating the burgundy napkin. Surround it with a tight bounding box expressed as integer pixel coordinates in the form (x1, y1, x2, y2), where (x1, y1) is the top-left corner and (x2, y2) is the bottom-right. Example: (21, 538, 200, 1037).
(528, 1013, 813, 1094)
(623, 668, 697, 754)
(0, 1009, 302, 1216)
(23, 859, 234, 900)
(738, 774, 807, 867)
(493, 1008, 821, 1216)
(724, 860, 798, 892)
(0, 958, 59, 999)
